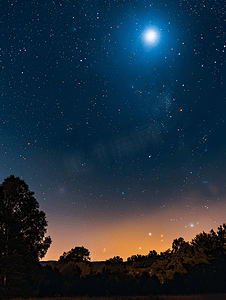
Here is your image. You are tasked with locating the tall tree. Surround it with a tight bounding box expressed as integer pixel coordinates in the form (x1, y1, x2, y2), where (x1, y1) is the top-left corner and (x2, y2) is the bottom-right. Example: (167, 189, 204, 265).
(0, 175, 52, 296)
(0, 175, 51, 260)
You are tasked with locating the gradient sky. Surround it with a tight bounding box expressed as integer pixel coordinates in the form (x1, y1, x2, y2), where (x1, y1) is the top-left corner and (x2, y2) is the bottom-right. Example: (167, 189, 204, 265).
(1, 0, 226, 261)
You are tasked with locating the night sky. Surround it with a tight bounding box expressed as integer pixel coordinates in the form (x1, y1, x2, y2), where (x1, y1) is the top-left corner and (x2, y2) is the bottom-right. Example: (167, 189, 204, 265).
(1, 0, 226, 261)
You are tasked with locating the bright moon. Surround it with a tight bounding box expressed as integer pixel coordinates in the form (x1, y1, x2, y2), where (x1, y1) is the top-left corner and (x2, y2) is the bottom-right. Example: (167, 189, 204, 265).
(146, 31, 157, 42)
(143, 28, 159, 46)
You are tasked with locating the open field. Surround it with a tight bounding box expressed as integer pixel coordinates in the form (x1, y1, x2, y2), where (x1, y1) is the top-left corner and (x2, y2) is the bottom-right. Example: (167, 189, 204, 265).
(9, 295, 226, 300)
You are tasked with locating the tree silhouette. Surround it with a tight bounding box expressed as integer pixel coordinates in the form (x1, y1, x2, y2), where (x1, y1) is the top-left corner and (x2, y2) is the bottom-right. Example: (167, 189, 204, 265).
(216, 223, 226, 254)
(106, 255, 123, 264)
(0, 175, 51, 260)
(0, 175, 51, 296)
(147, 250, 158, 257)
(191, 229, 219, 258)
(149, 237, 210, 283)
(171, 237, 187, 253)
(59, 246, 90, 263)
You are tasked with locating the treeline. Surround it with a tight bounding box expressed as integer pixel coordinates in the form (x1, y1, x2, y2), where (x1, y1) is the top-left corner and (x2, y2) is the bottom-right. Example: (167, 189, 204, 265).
(2, 225, 226, 298)
(36, 225, 226, 297)
(1, 175, 226, 298)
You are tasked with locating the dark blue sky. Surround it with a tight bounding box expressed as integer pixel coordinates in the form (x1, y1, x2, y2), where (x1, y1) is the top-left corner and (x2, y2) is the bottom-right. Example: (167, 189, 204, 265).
(1, 0, 226, 260)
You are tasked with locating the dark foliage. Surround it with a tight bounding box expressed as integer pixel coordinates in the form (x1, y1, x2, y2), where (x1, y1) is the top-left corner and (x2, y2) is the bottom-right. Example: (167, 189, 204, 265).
(0, 175, 51, 298)
(0, 175, 52, 261)
(38, 265, 63, 296)
(36, 223, 226, 297)
(0, 251, 40, 299)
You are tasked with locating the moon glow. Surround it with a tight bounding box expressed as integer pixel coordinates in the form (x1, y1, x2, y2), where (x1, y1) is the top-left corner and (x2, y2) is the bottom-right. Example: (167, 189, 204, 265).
(143, 28, 160, 46)
(145, 31, 157, 42)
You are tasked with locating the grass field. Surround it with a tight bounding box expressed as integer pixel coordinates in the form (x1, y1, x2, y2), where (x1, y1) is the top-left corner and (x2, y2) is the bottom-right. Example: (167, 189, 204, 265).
(9, 295, 226, 300)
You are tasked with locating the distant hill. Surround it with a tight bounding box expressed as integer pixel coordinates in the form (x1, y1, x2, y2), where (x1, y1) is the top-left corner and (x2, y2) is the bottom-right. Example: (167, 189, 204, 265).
(40, 260, 57, 266)
(40, 260, 105, 267)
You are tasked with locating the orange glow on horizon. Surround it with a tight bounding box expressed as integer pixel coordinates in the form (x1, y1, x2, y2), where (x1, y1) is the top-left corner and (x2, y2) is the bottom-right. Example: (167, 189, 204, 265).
(42, 200, 226, 262)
